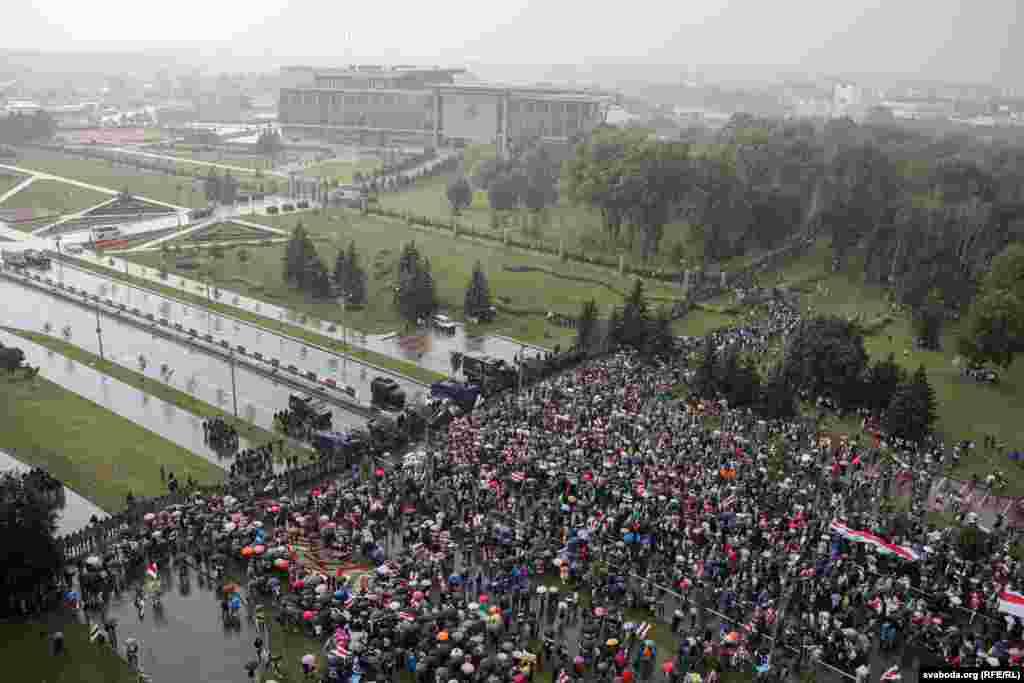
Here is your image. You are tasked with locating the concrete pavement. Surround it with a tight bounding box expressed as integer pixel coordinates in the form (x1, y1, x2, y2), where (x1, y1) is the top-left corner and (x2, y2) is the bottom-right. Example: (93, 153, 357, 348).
(0, 174, 36, 203)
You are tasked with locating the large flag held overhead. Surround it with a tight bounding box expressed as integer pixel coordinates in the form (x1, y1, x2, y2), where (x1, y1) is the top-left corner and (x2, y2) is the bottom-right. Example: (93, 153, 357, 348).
(880, 665, 901, 681)
(829, 521, 921, 562)
(998, 589, 1024, 619)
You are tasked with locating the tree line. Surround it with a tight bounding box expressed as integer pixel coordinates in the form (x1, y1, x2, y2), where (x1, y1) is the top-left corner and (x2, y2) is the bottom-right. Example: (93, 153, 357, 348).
(282, 222, 368, 305)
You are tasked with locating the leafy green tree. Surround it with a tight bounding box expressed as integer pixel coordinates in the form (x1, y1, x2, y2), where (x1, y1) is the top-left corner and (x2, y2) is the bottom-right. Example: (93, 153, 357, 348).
(0, 345, 25, 374)
(911, 303, 944, 351)
(204, 168, 221, 203)
(283, 221, 317, 287)
(415, 257, 438, 320)
(782, 315, 870, 408)
(865, 353, 904, 415)
(333, 248, 349, 289)
(464, 261, 492, 318)
(884, 364, 937, 444)
(343, 241, 367, 306)
(959, 244, 1024, 368)
(220, 171, 239, 206)
(394, 242, 436, 323)
(760, 362, 797, 419)
(487, 173, 525, 211)
(0, 472, 62, 601)
(694, 336, 718, 398)
(577, 299, 599, 351)
(613, 279, 651, 349)
(446, 176, 473, 214)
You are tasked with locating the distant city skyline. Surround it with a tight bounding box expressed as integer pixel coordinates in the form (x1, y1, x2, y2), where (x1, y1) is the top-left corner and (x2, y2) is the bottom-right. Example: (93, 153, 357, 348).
(3, 0, 1020, 89)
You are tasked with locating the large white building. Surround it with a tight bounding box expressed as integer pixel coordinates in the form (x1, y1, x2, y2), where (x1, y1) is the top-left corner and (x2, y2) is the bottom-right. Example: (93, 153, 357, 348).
(278, 65, 613, 157)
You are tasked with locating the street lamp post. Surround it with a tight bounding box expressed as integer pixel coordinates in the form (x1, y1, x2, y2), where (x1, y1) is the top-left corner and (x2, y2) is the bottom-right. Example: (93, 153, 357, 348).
(94, 298, 105, 362)
(229, 349, 239, 419)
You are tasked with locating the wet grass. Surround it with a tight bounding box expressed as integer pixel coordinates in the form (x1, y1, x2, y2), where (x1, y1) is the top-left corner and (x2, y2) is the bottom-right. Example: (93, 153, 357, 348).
(0, 172, 27, 196)
(221, 210, 683, 346)
(3, 149, 209, 208)
(377, 173, 696, 270)
(0, 370, 225, 513)
(0, 178, 111, 219)
(62, 256, 445, 385)
(0, 622, 139, 683)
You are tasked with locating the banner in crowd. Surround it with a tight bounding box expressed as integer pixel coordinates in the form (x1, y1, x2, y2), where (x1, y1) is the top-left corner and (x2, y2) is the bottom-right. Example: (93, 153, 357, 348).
(829, 520, 921, 562)
(998, 589, 1024, 619)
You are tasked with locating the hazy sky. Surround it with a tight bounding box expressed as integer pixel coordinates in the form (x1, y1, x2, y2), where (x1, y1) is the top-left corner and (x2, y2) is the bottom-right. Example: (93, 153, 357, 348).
(7, 0, 1020, 85)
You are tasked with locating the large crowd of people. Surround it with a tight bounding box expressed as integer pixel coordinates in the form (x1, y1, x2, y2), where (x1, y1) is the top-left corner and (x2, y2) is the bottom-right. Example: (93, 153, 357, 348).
(63, 297, 1024, 683)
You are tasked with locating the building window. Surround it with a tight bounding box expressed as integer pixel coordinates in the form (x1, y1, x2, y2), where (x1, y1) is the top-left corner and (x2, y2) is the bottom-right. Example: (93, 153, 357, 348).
(566, 102, 578, 114)
(553, 124, 564, 137)
(538, 102, 549, 113)
(345, 95, 356, 105)
(508, 102, 519, 113)
(304, 94, 315, 105)
(525, 102, 534, 113)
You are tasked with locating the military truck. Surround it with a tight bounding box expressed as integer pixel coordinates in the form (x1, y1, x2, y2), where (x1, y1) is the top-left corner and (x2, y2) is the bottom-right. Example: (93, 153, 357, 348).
(371, 377, 406, 410)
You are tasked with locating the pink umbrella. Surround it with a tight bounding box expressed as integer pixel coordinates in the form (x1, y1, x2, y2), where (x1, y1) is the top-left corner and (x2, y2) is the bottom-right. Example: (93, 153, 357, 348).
(479, 595, 489, 604)
(413, 591, 425, 600)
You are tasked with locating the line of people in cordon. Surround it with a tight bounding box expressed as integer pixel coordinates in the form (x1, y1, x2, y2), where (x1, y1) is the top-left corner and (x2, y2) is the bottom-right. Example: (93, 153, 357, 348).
(64, 299, 1024, 683)
(204, 416, 240, 452)
(228, 442, 283, 483)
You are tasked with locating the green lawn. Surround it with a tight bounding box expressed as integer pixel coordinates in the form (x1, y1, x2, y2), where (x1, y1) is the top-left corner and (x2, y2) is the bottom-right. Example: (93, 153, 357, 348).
(0, 370, 225, 513)
(5, 149, 209, 208)
(5, 327, 281, 451)
(62, 256, 446, 384)
(163, 221, 282, 244)
(127, 209, 685, 347)
(0, 622, 139, 683)
(0, 179, 111, 218)
(303, 158, 382, 183)
(378, 173, 695, 269)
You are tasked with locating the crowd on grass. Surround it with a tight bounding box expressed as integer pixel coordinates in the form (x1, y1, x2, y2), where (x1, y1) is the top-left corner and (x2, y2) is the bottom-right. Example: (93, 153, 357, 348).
(53, 293, 1024, 683)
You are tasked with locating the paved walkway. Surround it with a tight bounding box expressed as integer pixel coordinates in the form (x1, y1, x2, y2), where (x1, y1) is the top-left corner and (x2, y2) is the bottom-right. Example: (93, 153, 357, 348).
(0, 174, 36, 203)
(110, 147, 288, 178)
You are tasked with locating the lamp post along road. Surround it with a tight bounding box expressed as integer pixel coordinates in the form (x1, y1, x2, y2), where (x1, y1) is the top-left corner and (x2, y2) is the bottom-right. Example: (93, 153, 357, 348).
(94, 298, 105, 362)
(229, 349, 239, 419)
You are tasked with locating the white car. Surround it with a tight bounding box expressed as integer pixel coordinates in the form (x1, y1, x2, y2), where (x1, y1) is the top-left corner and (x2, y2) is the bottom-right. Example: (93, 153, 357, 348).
(432, 314, 456, 334)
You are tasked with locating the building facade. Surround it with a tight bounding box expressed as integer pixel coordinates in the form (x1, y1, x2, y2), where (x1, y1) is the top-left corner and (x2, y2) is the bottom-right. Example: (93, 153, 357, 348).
(278, 66, 610, 156)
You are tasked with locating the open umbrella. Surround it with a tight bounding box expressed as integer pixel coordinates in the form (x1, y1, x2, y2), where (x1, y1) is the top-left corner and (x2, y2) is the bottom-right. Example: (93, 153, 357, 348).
(301, 654, 316, 666)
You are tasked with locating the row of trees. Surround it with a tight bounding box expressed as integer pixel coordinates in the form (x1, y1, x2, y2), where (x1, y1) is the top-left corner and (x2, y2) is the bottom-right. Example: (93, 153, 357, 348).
(446, 142, 562, 215)
(0, 471, 62, 605)
(204, 168, 241, 206)
(282, 222, 367, 304)
(394, 241, 438, 324)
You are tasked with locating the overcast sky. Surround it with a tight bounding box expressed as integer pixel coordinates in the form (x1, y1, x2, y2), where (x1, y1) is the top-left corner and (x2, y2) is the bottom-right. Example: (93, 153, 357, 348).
(6, 0, 1020, 85)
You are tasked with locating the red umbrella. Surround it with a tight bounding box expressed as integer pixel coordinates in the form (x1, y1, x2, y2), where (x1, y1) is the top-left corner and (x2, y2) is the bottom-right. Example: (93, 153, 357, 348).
(375, 468, 386, 477)
(479, 595, 489, 604)
(662, 662, 674, 673)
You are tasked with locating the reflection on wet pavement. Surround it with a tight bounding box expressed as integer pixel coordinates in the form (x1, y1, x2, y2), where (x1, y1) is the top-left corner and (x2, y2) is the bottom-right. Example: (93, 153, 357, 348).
(0, 329, 252, 470)
(72, 253, 550, 377)
(0, 279, 367, 435)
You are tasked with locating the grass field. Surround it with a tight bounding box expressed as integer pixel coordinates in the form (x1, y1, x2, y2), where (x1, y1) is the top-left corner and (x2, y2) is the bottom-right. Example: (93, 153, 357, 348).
(0, 179, 110, 217)
(6, 149, 210, 208)
(0, 622, 139, 683)
(677, 238, 1024, 491)
(0, 370, 224, 512)
(303, 158, 382, 183)
(378, 173, 695, 269)
(129, 209, 685, 347)
(61, 256, 446, 384)
(163, 221, 282, 244)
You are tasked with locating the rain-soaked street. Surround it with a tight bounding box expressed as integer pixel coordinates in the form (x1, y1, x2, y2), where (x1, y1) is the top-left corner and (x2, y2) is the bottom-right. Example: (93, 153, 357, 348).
(70, 252, 549, 376)
(0, 328, 258, 470)
(0, 278, 369, 435)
